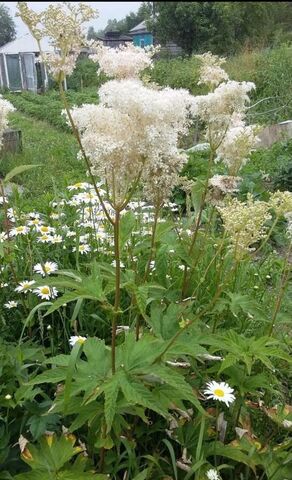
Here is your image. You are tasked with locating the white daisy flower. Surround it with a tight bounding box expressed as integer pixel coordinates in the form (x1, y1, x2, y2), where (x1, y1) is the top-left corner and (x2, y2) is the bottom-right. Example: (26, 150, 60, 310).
(206, 469, 221, 480)
(72, 244, 91, 255)
(33, 261, 58, 276)
(28, 219, 43, 229)
(67, 182, 91, 191)
(0, 282, 8, 288)
(33, 286, 58, 300)
(50, 213, 60, 220)
(66, 230, 76, 238)
(37, 234, 53, 243)
(69, 335, 87, 347)
(15, 280, 36, 293)
(7, 208, 17, 219)
(48, 234, 63, 244)
(0, 196, 8, 204)
(79, 234, 90, 243)
(10, 226, 30, 236)
(204, 381, 235, 407)
(37, 225, 55, 235)
(28, 212, 40, 219)
(4, 300, 18, 309)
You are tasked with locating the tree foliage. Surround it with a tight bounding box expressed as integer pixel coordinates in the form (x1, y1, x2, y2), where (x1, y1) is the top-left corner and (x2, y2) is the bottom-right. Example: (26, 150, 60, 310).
(151, 1, 292, 55)
(0, 3, 16, 47)
(87, 2, 152, 39)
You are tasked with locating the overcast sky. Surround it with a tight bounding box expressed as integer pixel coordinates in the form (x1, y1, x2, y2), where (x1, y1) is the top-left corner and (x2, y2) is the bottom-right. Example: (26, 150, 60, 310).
(3, 2, 142, 36)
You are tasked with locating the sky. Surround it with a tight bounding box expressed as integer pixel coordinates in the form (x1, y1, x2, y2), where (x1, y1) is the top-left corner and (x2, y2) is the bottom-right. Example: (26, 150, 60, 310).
(3, 2, 142, 36)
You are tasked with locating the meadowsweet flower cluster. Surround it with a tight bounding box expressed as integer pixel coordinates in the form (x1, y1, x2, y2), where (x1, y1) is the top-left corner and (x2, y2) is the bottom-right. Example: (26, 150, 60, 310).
(17, 2, 97, 80)
(68, 77, 197, 205)
(215, 117, 260, 175)
(196, 81, 256, 150)
(217, 194, 272, 258)
(208, 174, 242, 205)
(194, 54, 258, 172)
(0, 95, 15, 151)
(89, 42, 159, 79)
(269, 190, 292, 217)
(195, 52, 229, 89)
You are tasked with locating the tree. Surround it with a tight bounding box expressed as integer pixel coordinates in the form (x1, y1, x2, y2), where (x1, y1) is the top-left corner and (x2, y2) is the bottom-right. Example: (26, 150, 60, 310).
(0, 3, 16, 47)
(87, 2, 152, 39)
(151, 2, 292, 55)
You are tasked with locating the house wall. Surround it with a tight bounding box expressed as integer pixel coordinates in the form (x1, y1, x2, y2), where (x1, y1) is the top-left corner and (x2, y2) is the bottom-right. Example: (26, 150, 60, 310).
(132, 33, 153, 47)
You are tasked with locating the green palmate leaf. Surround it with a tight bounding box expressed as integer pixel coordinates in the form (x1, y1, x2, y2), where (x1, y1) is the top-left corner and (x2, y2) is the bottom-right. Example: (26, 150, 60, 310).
(121, 333, 165, 372)
(218, 353, 239, 374)
(119, 372, 168, 417)
(103, 373, 121, 433)
(149, 365, 205, 414)
(155, 244, 168, 285)
(4, 164, 41, 183)
(44, 293, 96, 317)
(206, 442, 258, 471)
(20, 435, 80, 472)
(155, 221, 173, 242)
(135, 284, 149, 319)
(120, 211, 136, 248)
(45, 355, 70, 367)
(29, 367, 67, 385)
(64, 342, 83, 414)
(27, 413, 60, 440)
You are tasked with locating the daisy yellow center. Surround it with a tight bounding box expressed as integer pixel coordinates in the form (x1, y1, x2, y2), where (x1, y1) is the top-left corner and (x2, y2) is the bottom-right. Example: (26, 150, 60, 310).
(77, 337, 86, 344)
(45, 266, 51, 272)
(17, 227, 25, 232)
(32, 219, 40, 224)
(41, 227, 49, 232)
(23, 283, 30, 289)
(41, 287, 50, 295)
(41, 235, 49, 239)
(74, 183, 83, 188)
(214, 388, 225, 397)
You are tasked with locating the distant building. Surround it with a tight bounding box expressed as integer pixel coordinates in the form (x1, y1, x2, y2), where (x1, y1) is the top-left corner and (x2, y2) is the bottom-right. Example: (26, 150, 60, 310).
(96, 30, 133, 48)
(129, 21, 154, 47)
(0, 32, 52, 92)
(129, 20, 182, 56)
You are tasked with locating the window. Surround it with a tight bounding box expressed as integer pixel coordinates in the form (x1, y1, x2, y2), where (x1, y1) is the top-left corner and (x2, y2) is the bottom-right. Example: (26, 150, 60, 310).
(140, 39, 145, 48)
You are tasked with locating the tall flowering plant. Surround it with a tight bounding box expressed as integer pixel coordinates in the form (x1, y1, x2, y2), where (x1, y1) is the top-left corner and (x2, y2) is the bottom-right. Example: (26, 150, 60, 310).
(7, 3, 292, 479)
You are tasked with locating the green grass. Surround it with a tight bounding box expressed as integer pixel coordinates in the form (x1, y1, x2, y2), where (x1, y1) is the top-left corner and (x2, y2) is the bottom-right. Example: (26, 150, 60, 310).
(3, 88, 99, 131)
(0, 112, 85, 208)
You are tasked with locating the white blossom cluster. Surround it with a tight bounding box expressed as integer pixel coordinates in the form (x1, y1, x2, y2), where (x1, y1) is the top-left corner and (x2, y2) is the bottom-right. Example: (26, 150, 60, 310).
(195, 52, 229, 89)
(196, 81, 255, 151)
(68, 77, 197, 205)
(0, 95, 15, 151)
(208, 174, 242, 194)
(269, 190, 292, 217)
(89, 42, 159, 79)
(17, 2, 97, 80)
(217, 194, 272, 259)
(215, 116, 260, 175)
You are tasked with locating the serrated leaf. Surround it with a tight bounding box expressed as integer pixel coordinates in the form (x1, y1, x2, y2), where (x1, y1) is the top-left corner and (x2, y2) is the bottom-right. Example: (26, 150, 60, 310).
(103, 374, 121, 433)
(29, 367, 67, 385)
(120, 211, 136, 248)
